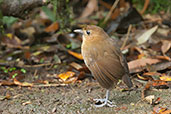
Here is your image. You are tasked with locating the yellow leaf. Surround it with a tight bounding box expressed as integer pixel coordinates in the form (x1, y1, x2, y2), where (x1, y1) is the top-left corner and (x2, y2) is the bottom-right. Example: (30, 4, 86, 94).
(58, 71, 75, 81)
(6, 33, 13, 39)
(160, 76, 171, 81)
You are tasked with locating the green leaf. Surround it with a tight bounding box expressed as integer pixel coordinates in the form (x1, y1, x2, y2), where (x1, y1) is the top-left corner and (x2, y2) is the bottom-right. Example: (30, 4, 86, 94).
(66, 43, 72, 49)
(42, 6, 56, 22)
(12, 73, 18, 78)
(9, 67, 16, 72)
(20, 68, 26, 74)
(39, 58, 44, 63)
(2, 16, 18, 27)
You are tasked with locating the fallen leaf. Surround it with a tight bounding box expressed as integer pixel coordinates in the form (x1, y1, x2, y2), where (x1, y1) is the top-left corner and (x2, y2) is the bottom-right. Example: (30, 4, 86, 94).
(157, 28, 170, 37)
(77, 71, 86, 80)
(0, 80, 15, 86)
(143, 72, 162, 76)
(153, 106, 171, 114)
(151, 80, 168, 87)
(1, 33, 29, 49)
(70, 62, 83, 71)
(128, 58, 161, 73)
(58, 71, 75, 81)
(13, 79, 33, 87)
(64, 77, 78, 84)
(79, 0, 98, 19)
(136, 25, 158, 45)
(142, 80, 169, 99)
(161, 40, 171, 54)
(138, 53, 145, 59)
(161, 110, 171, 114)
(45, 21, 59, 32)
(137, 74, 150, 81)
(160, 75, 171, 81)
(20, 27, 35, 37)
(147, 61, 171, 72)
(22, 100, 32, 106)
(67, 50, 83, 60)
(144, 95, 155, 104)
(156, 56, 171, 61)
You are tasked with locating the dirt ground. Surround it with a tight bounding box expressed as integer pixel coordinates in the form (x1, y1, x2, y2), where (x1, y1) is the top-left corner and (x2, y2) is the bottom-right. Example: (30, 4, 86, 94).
(0, 67, 171, 114)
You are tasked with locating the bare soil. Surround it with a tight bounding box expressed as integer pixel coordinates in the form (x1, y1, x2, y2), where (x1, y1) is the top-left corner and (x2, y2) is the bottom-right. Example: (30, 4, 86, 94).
(0, 67, 171, 114)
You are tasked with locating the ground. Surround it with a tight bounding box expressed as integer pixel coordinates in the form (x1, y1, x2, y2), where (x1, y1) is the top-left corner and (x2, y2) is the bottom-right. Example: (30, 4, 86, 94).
(0, 67, 170, 114)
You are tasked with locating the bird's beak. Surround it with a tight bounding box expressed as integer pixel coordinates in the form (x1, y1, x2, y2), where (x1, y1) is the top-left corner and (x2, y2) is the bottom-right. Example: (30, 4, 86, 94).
(74, 29, 83, 34)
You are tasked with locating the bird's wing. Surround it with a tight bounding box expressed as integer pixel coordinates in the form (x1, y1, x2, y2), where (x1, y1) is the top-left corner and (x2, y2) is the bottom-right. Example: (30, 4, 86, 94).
(89, 54, 125, 89)
(109, 38, 133, 88)
(109, 38, 130, 73)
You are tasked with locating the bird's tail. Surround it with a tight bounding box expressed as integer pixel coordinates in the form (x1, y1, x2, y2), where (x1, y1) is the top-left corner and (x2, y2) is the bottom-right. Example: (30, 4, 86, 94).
(122, 74, 133, 88)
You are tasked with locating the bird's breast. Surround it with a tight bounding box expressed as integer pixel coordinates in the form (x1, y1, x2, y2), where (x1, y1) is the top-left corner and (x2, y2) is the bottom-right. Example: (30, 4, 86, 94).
(81, 39, 116, 67)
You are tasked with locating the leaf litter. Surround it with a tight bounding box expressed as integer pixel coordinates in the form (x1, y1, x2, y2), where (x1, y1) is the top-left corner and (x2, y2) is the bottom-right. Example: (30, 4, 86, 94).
(0, 0, 171, 113)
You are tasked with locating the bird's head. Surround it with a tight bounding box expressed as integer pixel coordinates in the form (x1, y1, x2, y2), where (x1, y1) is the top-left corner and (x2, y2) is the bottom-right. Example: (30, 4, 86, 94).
(74, 25, 108, 42)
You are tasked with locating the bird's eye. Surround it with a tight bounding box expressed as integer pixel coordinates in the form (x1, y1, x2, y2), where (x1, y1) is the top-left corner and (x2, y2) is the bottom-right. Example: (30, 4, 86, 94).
(86, 30, 90, 35)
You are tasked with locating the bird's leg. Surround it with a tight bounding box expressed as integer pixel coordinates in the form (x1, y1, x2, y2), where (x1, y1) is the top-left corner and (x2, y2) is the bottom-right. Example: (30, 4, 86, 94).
(94, 90, 116, 107)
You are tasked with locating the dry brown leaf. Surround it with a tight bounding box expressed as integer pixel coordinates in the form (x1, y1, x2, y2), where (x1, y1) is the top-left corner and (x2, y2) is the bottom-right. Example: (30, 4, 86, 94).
(67, 50, 83, 60)
(1, 33, 29, 49)
(151, 80, 168, 87)
(153, 106, 171, 114)
(157, 28, 170, 37)
(13, 79, 33, 87)
(79, 0, 98, 19)
(161, 40, 171, 54)
(20, 27, 35, 37)
(156, 56, 171, 61)
(45, 22, 59, 32)
(77, 71, 86, 80)
(0, 80, 15, 86)
(142, 80, 169, 99)
(143, 72, 161, 76)
(128, 58, 161, 73)
(138, 53, 145, 59)
(70, 62, 83, 71)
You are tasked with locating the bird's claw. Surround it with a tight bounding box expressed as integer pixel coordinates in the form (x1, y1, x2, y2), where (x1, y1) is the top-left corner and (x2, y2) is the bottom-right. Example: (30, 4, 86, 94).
(93, 98, 116, 107)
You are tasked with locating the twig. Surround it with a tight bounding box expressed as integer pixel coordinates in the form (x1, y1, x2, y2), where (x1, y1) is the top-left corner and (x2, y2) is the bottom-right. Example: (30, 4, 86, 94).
(121, 24, 132, 50)
(140, 0, 150, 14)
(33, 83, 67, 87)
(33, 69, 38, 77)
(102, 0, 120, 25)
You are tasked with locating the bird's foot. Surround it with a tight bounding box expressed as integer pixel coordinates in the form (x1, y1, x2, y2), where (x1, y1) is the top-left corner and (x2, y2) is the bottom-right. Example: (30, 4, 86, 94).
(93, 98, 116, 107)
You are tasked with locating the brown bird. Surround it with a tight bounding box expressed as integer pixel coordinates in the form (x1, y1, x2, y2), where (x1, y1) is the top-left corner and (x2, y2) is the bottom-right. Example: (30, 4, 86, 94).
(74, 25, 133, 107)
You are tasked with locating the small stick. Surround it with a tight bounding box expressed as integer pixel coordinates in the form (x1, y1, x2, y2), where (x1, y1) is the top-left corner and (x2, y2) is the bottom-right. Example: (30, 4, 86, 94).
(103, 0, 120, 25)
(33, 83, 67, 87)
(121, 24, 132, 50)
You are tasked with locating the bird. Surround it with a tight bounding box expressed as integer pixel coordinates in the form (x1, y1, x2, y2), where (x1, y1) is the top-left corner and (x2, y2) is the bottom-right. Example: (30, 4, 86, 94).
(74, 25, 133, 107)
